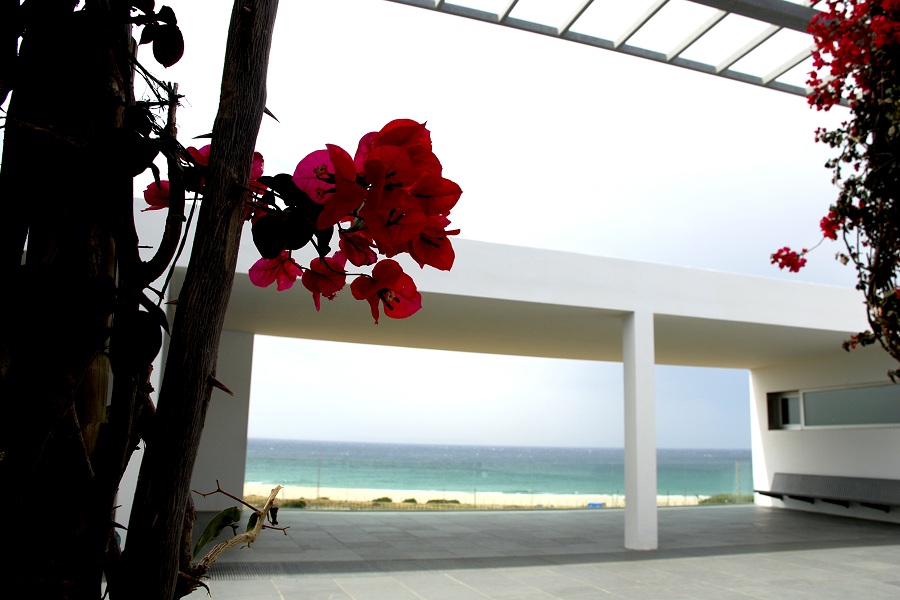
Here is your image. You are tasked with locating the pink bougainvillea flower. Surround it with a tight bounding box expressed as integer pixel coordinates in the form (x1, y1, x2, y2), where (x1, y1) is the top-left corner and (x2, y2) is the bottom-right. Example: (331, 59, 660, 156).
(770, 246, 808, 272)
(315, 144, 367, 230)
(187, 144, 210, 166)
(339, 230, 378, 267)
(249, 251, 303, 291)
(301, 252, 348, 311)
(408, 215, 460, 271)
(142, 180, 170, 211)
(292, 149, 335, 204)
(250, 151, 264, 181)
(350, 259, 422, 324)
(820, 210, 841, 240)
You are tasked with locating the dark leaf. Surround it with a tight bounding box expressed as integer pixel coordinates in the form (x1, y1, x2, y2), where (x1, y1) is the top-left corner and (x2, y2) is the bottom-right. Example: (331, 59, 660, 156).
(193, 506, 241, 558)
(252, 214, 289, 259)
(314, 226, 334, 258)
(152, 24, 184, 67)
(139, 23, 157, 45)
(256, 174, 313, 208)
(132, 0, 155, 15)
(126, 106, 153, 137)
(283, 208, 316, 251)
(246, 512, 259, 531)
(138, 292, 171, 334)
(156, 5, 177, 25)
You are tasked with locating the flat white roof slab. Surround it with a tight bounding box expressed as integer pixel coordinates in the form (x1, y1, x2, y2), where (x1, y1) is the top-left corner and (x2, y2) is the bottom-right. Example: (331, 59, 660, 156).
(175, 238, 867, 370)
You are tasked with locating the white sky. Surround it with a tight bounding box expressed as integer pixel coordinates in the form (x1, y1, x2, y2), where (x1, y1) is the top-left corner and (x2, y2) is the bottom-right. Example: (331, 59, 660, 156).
(10, 1, 856, 449)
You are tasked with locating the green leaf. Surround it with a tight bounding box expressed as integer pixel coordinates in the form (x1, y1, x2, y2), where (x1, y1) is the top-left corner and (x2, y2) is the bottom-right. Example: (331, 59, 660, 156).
(246, 511, 259, 532)
(193, 506, 240, 558)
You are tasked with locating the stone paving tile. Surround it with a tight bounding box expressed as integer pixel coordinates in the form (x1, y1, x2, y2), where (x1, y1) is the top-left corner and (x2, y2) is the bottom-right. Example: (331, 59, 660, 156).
(185, 506, 900, 599)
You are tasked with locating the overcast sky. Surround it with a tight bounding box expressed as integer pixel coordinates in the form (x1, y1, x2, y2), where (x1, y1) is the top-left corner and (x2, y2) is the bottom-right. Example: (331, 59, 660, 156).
(17, 1, 857, 449)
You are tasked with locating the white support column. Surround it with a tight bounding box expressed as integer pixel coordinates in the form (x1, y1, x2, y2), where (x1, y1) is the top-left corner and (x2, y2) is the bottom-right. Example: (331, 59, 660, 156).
(190, 330, 254, 512)
(623, 311, 658, 550)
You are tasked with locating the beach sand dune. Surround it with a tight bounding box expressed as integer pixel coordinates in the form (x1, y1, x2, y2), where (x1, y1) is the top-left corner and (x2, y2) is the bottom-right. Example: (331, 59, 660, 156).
(244, 483, 707, 509)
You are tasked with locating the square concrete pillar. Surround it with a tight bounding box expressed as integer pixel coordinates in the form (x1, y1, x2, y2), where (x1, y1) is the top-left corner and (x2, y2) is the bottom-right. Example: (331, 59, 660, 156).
(623, 311, 658, 550)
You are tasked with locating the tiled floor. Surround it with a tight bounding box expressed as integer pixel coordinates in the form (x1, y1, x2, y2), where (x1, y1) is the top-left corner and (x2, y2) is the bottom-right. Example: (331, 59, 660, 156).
(187, 506, 900, 599)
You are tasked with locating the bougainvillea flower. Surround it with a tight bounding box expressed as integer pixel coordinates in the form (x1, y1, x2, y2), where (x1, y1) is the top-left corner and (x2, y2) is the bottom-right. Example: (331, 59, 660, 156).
(339, 230, 378, 267)
(353, 131, 378, 172)
(186, 144, 210, 166)
(820, 210, 841, 240)
(302, 252, 348, 311)
(350, 259, 422, 324)
(408, 215, 460, 271)
(315, 144, 367, 230)
(373, 119, 432, 151)
(292, 149, 335, 204)
(360, 188, 429, 253)
(770, 247, 808, 272)
(409, 174, 462, 216)
(249, 251, 303, 291)
(250, 151, 264, 181)
(142, 180, 170, 211)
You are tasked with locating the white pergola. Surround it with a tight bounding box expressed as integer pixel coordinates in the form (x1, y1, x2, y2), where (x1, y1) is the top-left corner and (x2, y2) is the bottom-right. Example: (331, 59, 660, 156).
(384, 0, 821, 98)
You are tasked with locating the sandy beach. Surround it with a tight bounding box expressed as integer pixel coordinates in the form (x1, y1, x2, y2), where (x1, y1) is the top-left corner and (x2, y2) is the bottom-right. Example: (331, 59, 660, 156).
(244, 483, 708, 509)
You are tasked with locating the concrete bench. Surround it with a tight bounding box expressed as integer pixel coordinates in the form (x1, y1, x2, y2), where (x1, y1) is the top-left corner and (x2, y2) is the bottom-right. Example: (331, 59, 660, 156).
(756, 473, 900, 513)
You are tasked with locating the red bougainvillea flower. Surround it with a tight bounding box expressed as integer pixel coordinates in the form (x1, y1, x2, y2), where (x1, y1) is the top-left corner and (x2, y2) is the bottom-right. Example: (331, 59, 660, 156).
(408, 216, 460, 271)
(249, 251, 303, 291)
(339, 230, 378, 267)
(350, 259, 422, 324)
(187, 144, 210, 166)
(315, 144, 367, 229)
(409, 173, 462, 216)
(770, 247, 808, 272)
(361, 188, 429, 253)
(142, 180, 170, 211)
(301, 252, 348, 311)
(820, 210, 841, 240)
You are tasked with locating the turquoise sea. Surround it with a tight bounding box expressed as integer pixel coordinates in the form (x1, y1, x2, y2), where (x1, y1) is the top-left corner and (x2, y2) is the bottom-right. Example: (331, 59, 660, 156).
(245, 439, 752, 497)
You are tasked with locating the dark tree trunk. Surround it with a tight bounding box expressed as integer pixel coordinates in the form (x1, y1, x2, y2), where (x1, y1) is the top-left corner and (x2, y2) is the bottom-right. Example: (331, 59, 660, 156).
(120, 2, 279, 599)
(0, 2, 138, 597)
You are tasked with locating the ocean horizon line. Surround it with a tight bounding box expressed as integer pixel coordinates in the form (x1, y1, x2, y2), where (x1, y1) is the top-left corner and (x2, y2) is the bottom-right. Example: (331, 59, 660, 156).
(247, 437, 752, 452)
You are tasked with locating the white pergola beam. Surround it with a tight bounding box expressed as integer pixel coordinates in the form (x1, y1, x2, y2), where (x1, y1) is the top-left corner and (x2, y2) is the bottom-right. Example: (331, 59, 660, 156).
(689, 0, 816, 33)
(380, 0, 820, 99)
(615, 0, 670, 49)
(667, 10, 728, 62)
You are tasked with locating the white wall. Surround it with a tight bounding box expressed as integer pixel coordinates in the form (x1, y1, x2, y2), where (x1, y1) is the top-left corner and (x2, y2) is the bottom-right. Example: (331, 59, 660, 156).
(750, 345, 900, 523)
(189, 330, 255, 512)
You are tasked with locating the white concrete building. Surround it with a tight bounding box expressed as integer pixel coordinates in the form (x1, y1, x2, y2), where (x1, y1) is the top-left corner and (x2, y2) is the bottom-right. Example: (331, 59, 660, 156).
(144, 237, 899, 553)
(119, 0, 900, 550)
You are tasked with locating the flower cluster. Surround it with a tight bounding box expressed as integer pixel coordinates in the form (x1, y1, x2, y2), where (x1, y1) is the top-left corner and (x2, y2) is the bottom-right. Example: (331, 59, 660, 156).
(807, 0, 900, 111)
(247, 119, 461, 323)
(770, 247, 808, 272)
(783, 1, 900, 376)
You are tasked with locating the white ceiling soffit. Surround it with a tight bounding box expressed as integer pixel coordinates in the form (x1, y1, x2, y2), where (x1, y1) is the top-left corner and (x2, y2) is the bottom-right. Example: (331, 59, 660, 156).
(382, 0, 821, 98)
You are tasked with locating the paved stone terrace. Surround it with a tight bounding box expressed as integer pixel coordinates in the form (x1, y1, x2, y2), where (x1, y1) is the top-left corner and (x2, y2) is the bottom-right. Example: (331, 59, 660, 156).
(186, 505, 900, 599)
